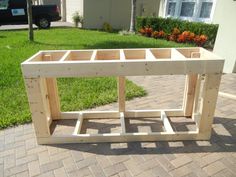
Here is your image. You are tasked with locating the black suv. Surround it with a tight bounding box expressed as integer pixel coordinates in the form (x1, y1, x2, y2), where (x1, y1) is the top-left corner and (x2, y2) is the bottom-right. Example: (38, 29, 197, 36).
(0, 0, 61, 29)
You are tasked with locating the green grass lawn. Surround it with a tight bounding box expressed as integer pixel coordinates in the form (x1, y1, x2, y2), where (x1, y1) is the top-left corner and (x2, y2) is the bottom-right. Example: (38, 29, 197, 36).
(0, 28, 192, 129)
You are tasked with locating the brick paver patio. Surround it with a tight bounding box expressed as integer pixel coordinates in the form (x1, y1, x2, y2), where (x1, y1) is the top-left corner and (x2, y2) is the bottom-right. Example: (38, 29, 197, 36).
(0, 74, 235, 177)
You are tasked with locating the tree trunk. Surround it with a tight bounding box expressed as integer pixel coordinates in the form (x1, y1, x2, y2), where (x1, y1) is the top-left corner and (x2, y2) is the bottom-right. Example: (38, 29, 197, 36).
(129, 0, 137, 32)
(61, 0, 66, 22)
(27, 0, 34, 41)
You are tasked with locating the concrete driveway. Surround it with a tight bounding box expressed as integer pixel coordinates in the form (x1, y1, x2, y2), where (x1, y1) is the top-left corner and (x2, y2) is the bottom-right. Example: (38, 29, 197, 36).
(0, 22, 73, 30)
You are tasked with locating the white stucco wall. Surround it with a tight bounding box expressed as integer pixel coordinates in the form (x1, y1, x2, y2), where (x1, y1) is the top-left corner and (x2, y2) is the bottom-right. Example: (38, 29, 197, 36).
(68, 0, 160, 29)
(65, 0, 83, 24)
(83, 0, 111, 29)
(136, 0, 160, 17)
(213, 0, 236, 73)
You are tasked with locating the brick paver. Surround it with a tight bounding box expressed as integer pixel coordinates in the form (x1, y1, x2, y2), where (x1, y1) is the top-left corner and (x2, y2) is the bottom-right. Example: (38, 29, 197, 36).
(0, 74, 235, 177)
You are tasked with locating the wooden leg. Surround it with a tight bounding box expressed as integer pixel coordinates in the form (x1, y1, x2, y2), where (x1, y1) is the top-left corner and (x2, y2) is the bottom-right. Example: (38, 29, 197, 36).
(192, 74, 202, 126)
(193, 75, 202, 114)
(198, 73, 222, 137)
(118, 76, 126, 112)
(24, 78, 51, 138)
(43, 54, 61, 120)
(183, 74, 198, 117)
(46, 78, 61, 119)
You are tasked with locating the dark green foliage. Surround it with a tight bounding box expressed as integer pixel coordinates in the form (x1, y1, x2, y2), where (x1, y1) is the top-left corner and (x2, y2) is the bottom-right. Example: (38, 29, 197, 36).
(136, 17, 218, 47)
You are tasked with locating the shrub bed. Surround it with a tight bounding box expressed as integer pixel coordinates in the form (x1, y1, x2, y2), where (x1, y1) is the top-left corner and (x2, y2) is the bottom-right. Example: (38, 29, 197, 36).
(139, 27, 208, 47)
(136, 17, 218, 47)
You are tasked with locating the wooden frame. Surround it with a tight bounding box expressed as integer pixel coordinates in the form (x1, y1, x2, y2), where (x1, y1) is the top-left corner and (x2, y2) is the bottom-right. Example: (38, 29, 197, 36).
(21, 47, 224, 144)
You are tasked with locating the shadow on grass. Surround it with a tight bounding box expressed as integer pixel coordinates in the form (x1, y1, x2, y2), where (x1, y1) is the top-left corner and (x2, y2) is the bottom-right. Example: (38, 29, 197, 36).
(48, 116, 236, 155)
(33, 39, 174, 49)
(83, 40, 173, 49)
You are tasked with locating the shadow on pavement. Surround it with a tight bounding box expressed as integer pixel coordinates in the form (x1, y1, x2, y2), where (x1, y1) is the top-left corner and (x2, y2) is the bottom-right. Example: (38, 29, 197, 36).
(48, 116, 236, 155)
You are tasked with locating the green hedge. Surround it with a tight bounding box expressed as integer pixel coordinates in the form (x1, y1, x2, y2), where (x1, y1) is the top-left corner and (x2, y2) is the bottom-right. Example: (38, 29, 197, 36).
(136, 17, 219, 47)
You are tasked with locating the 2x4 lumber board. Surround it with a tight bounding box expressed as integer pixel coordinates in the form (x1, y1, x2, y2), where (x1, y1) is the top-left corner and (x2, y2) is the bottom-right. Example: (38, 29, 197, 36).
(171, 48, 186, 59)
(219, 92, 236, 100)
(21, 59, 224, 78)
(43, 54, 52, 60)
(118, 76, 126, 112)
(191, 52, 201, 58)
(198, 73, 222, 134)
(60, 111, 120, 119)
(24, 78, 51, 137)
(161, 111, 174, 133)
(43, 54, 61, 120)
(23, 51, 42, 63)
(200, 47, 222, 59)
(193, 75, 202, 115)
(146, 49, 156, 60)
(37, 131, 207, 144)
(124, 109, 184, 117)
(183, 74, 198, 117)
(90, 50, 97, 61)
(59, 51, 71, 62)
(120, 112, 126, 133)
(73, 113, 83, 135)
(46, 78, 61, 120)
(60, 109, 184, 119)
(120, 50, 125, 61)
(192, 113, 201, 129)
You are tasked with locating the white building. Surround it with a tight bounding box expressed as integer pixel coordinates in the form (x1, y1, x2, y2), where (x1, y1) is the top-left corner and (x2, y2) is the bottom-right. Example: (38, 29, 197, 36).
(159, 0, 217, 23)
(62, 0, 160, 29)
(160, 0, 236, 73)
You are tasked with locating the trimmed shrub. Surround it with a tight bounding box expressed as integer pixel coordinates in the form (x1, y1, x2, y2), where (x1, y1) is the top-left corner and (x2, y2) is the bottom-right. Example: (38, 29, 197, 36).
(136, 17, 218, 47)
(102, 22, 113, 32)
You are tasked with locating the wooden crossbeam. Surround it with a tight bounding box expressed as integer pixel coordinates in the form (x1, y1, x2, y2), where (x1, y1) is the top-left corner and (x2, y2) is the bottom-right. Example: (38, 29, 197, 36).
(219, 92, 236, 100)
(120, 49, 125, 61)
(73, 113, 83, 135)
(124, 109, 184, 118)
(161, 111, 174, 133)
(59, 50, 71, 62)
(90, 50, 97, 61)
(120, 112, 126, 133)
(60, 109, 184, 119)
(146, 49, 156, 60)
(171, 48, 186, 59)
(37, 131, 203, 144)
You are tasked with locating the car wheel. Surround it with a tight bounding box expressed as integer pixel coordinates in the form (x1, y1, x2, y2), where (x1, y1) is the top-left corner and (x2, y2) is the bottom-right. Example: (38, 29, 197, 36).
(37, 17, 51, 29)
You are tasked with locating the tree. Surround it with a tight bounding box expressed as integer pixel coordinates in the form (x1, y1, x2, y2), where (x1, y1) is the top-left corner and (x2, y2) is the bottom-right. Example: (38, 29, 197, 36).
(26, 0, 34, 41)
(129, 0, 137, 32)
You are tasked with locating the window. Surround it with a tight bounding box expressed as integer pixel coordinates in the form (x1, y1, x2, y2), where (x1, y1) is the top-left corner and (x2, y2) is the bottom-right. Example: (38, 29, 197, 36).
(167, 2, 176, 16)
(180, 2, 195, 17)
(0, 0, 9, 10)
(165, 0, 215, 22)
(200, 2, 213, 18)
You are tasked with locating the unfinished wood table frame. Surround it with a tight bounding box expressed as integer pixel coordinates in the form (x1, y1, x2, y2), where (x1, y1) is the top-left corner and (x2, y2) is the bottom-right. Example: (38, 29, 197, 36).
(21, 47, 224, 144)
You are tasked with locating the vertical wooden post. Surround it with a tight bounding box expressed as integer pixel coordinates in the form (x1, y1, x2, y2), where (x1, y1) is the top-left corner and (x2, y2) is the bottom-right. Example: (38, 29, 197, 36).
(193, 75, 202, 114)
(44, 55, 61, 120)
(183, 74, 198, 117)
(24, 78, 51, 138)
(46, 78, 61, 119)
(198, 73, 222, 137)
(118, 76, 126, 112)
(183, 52, 201, 117)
